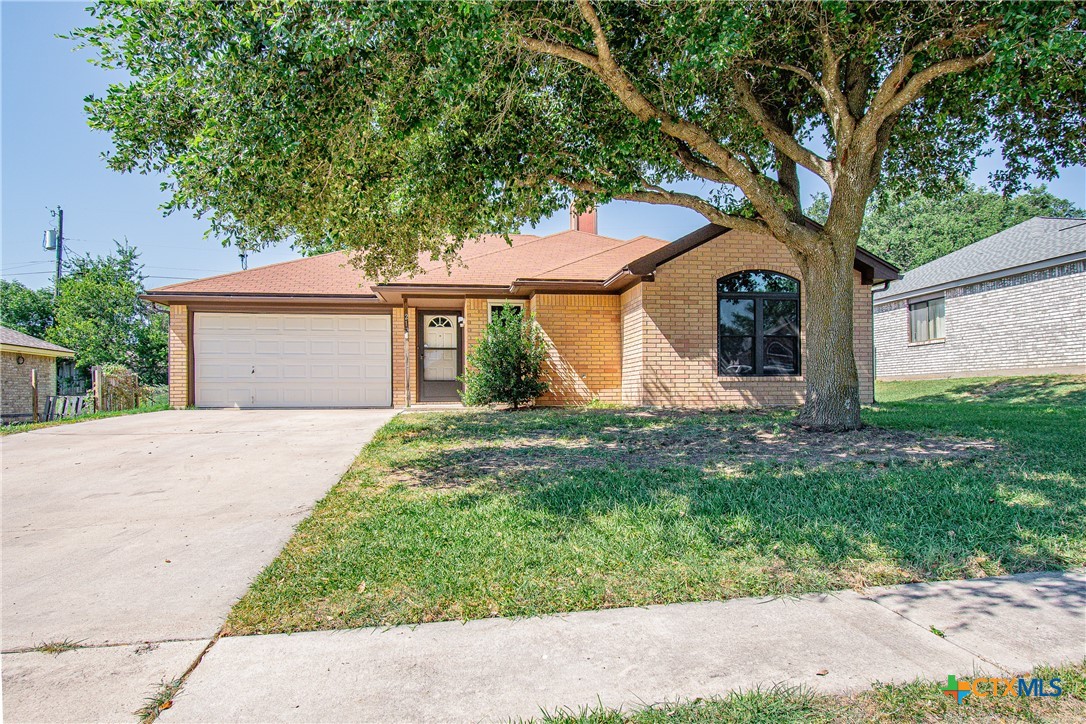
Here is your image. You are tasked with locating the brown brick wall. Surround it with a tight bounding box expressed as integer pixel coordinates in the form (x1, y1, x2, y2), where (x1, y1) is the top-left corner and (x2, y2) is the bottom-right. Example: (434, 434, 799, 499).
(531, 293, 622, 405)
(638, 229, 874, 407)
(1, 351, 58, 422)
(168, 304, 190, 408)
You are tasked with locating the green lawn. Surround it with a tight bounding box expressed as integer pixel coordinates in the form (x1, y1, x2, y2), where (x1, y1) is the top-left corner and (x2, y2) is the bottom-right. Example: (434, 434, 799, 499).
(225, 375, 1086, 635)
(537, 661, 1086, 723)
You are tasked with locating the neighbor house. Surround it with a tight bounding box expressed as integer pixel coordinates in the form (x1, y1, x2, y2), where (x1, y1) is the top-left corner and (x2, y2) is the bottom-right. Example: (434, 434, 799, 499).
(873, 216, 1086, 380)
(143, 211, 899, 409)
(0, 326, 75, 423)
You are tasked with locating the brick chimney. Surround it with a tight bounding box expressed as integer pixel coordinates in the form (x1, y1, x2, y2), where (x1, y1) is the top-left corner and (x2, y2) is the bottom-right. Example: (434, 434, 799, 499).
(569, 205, 598, 235)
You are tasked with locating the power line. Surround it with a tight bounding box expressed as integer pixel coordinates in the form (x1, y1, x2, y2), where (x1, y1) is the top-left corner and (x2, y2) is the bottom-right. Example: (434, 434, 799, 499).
(1, 261, 54, 271)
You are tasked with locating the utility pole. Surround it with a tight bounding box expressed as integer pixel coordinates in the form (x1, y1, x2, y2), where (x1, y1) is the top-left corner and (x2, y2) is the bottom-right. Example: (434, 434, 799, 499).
(43, 206, 64, 297)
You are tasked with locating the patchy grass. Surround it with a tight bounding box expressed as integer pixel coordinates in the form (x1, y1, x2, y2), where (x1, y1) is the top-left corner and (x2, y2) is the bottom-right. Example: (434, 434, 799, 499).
(135, 678, 182, 724)
(29, 639, 86, 655)
(536, 661, 1086, 723)
(226, 375, 1085, 635)
(0, 402, 169, 436)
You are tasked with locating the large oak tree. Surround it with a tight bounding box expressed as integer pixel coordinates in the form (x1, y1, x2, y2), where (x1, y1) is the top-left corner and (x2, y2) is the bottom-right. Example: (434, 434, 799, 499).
(77, 1, 1084, 429)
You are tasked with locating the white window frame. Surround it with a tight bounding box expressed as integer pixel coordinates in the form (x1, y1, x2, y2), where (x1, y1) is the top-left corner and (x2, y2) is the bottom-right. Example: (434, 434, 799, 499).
(487, 299, 526, 322)
(908, 296, 946, 343)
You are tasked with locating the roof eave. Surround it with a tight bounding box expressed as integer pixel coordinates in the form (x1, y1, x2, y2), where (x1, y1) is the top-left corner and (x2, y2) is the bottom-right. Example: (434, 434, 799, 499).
(0, 343, 75, 358)
(141, 292, 383, 304)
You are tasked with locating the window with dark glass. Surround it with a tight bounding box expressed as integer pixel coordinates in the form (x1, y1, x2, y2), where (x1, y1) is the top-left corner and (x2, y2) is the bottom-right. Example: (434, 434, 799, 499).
(717, 271, 800, 376)
(909, 297, 945, 342)
(488, 301, 524, 323)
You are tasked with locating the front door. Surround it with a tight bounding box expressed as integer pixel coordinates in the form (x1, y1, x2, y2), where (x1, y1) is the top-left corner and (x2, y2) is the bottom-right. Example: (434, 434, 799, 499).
(418, 311, 462, 402)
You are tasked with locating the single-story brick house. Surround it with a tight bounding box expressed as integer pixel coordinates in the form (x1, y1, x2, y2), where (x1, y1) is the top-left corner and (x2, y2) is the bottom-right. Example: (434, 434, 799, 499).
(874, 216, 1086, 380)
(0, 326, 75, 423)
(143, 211, 898, 409)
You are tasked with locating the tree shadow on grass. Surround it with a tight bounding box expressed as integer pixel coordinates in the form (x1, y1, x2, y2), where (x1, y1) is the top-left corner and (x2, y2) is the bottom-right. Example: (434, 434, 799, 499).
(888, 376, 1086, 406)
(383, 406, 1082, 590)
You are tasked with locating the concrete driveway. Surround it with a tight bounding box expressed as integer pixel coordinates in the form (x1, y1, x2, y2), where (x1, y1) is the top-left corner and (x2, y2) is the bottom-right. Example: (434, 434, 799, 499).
(1, 408, 397, 722)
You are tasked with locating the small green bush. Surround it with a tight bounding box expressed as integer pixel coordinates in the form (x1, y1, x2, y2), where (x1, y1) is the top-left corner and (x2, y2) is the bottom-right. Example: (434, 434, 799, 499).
(461, 305, 549, 409)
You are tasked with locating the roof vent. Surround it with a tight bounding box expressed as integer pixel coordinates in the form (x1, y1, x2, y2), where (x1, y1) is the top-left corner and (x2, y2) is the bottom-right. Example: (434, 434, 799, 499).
(569, 206, 597, 235)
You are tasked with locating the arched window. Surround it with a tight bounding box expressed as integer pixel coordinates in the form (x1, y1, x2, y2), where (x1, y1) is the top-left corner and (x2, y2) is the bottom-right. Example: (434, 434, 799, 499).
(718, 271, 800, 376)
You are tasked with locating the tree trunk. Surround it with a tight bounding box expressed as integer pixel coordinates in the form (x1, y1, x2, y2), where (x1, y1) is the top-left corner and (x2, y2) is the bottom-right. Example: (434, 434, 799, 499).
(791, 241, 862, 431)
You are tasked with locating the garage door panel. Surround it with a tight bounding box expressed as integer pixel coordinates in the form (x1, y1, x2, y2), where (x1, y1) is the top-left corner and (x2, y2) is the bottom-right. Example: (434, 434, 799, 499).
(254, 340, 281, 355)
(226, 340, 254, 355)
(194, 313, 391, 408)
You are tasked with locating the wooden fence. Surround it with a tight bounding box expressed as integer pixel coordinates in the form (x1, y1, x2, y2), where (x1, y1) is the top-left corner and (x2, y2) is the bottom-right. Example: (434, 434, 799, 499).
(30, 365, 144, 423)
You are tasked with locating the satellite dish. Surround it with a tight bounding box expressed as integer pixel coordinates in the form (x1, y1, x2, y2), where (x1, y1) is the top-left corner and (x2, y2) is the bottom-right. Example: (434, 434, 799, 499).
(43, 229, 57, 251)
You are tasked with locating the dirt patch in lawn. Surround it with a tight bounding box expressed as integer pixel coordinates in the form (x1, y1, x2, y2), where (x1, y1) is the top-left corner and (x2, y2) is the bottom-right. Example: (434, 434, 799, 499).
(392, 411, 997, 488)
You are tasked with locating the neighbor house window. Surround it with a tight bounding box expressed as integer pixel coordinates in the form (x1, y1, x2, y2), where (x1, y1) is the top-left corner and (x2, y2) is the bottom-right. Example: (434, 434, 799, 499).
(718, 270, 800, 376)
(909, 297, 945, 342)
(488, 300, 525, 323)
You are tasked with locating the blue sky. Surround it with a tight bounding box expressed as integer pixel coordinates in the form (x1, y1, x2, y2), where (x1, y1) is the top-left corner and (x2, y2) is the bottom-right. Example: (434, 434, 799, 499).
(3, 1, 1084, 290)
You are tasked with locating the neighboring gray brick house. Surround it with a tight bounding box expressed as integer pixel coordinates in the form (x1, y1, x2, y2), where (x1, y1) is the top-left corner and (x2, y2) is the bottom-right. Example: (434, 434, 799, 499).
(873, 217, 1086, 380)
(0, 327, 75, 423)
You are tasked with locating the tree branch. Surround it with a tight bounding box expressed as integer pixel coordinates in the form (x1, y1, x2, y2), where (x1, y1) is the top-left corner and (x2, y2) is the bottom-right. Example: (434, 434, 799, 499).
(731, 69, 833, 184)
(817, 15, 855, 146)
(549, 175, 770, 236)
(863, 50, 995, 137)
(673, 140, 732, 184)
(517, 0, 813, 243)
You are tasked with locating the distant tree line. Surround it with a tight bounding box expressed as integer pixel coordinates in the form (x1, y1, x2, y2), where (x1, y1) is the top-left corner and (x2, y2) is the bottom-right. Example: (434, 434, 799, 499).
(0, 243, 168, 385)
(808, 184, 1083, 271)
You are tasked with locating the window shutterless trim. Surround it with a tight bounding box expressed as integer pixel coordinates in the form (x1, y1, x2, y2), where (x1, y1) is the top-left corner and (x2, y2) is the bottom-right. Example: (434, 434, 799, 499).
(717, 271, 801, 377)
(486, 299, 526, 322)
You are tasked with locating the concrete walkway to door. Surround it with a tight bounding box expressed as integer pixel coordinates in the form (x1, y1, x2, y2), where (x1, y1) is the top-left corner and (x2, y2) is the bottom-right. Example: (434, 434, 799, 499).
(1, 408, 398, 722)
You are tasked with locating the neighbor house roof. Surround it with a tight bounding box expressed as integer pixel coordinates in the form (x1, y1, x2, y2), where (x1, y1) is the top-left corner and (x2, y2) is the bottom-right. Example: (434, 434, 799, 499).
(875, 217, 1086, 304)
(143, 222, 899, 303)
(0, 327, 75, 357)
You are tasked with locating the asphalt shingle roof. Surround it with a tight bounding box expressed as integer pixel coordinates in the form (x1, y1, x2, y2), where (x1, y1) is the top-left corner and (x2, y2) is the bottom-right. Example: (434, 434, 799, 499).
(146, 230, 668, 296)
(875, 217, 1086, 301)
(0, 326, 74, 355)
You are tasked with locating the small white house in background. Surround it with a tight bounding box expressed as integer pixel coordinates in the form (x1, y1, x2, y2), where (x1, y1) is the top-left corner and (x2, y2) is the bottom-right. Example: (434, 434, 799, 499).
(873, 217, 1086, 380)
(0, 326, 75, 423)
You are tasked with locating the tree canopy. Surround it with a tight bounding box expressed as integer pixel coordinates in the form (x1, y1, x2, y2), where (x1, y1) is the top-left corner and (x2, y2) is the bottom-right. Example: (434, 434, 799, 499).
(77, 1, 1085, 277)
(0, 280, 55, 339)
(47, 244, 168, 384)
(809, 184, 1085, 270)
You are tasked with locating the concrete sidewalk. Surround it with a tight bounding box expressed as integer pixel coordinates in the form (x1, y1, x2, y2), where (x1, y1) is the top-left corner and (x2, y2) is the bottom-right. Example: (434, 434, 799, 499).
(163, 569, 1085, 723)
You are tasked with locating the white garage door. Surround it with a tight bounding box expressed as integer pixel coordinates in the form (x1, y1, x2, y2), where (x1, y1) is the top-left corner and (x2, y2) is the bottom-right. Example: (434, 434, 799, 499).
(193, 313, 392, 408)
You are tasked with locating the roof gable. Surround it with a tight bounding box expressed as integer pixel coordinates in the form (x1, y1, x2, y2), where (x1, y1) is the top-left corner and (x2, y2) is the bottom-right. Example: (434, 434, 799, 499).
(625, 224, 901, 284)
